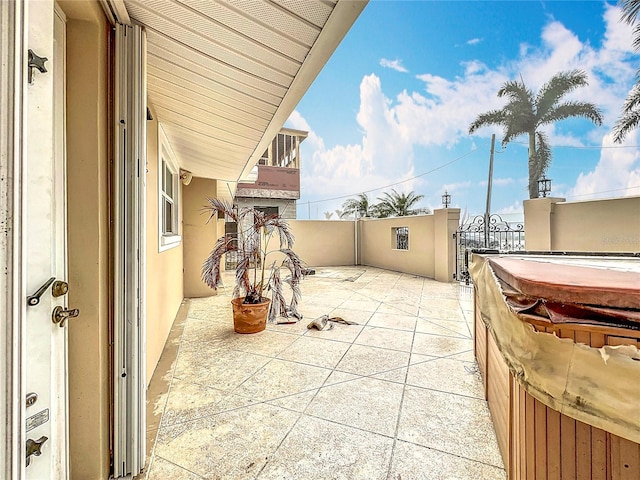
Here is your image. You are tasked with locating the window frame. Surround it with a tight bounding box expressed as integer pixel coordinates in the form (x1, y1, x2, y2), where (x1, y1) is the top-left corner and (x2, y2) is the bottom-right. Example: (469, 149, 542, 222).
(392, 226, 409, 251)
(158, 124, 181, 251)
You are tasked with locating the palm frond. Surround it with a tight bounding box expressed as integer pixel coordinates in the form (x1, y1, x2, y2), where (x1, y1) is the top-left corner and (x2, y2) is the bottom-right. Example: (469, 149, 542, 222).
(535, 70, 588, 118)
(468, 110, 508, 134)
(201, 235, 235, 289)
(620, 0, 640, 50)
(533, 131, 551, 181)
(613, 110, 640, 143)
(267, 266, 286, 322)
(613, 84, 640, 142)
(539, 101, 603, 127)
(204, 197, 236, 223)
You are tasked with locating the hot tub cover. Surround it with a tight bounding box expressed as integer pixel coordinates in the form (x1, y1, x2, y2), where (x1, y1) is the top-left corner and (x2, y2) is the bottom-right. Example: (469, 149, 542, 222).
(470, 254, 640, 443)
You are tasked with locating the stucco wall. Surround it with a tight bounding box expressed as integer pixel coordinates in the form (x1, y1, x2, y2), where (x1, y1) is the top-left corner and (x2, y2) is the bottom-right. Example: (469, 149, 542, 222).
(145, 106, 184, 383)
(62, 1, 111, 478)
(183, 177, 221, 297)
(524, 196, 640, 252)
(360, 215, 436, 278)
(289, 220, 355, 266)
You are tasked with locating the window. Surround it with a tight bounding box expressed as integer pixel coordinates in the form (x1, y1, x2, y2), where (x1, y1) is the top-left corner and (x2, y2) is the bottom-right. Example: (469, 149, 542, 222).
(158, 124, 181, 251)
(393, 227, 409, 250)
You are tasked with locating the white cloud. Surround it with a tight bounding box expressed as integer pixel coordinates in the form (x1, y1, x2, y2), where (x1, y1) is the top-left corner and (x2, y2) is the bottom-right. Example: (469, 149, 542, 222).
(479, 177, 515, 187)
(289, 4, 640, 211)
(380, 58, 408, 73)
(467, 38, 482, 46)
(566, 130, 640, 200)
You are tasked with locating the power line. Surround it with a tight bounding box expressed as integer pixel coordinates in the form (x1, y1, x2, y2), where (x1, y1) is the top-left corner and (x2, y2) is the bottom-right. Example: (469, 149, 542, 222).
(509, 140, 640, 149)
(304, 147, 479, 205)
(565, 184, 640, 199)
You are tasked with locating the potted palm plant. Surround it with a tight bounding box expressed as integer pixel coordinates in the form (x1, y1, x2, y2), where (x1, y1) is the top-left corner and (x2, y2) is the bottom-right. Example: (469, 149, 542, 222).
(201, 198, 304, 333)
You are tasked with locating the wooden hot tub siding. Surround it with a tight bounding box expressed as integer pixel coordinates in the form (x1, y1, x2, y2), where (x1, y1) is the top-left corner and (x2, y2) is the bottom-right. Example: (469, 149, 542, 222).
(474, 291, 640, 480)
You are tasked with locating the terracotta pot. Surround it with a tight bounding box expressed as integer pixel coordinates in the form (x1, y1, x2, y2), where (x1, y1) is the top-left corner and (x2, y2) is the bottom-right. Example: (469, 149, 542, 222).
(231, 297, 270, 334)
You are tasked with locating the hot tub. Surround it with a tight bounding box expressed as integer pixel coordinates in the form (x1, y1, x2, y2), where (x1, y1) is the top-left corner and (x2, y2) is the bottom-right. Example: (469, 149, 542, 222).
(470, 253, 640, 480)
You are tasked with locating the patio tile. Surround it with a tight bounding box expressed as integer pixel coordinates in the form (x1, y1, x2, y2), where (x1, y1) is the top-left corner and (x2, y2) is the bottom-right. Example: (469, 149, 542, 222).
(257, 416, 394, 480)
(160, 378, 229, 427)
(335, 344, 410, 376)
(398, 386, 504, 468)
(223, 329, 299, 357)
(276, 336, 350, 369)
(376, 301, 420, 316)
(145, 267, 504, 480)
(406, 357, 485, 399)
(324, 370, 361, 385)
(154, 403, 299, 480)
(339, 298, 381, 312)
(389, 441, 506, 480)
(371, 366, 408, 384)
(449, 350, 477, 362)
(415, 317, 471, 338)
(232, 359, 331, 402)
(367, 311, 417, 331)
(354, 326, 414, 352)
(173, 347, 270, 392)
(145, 456, 204, 480)
(266, 389, 318, 413)
(419, 304, 465, 322)
(412, 332, 474, 357)
(308, 376, 404, 436)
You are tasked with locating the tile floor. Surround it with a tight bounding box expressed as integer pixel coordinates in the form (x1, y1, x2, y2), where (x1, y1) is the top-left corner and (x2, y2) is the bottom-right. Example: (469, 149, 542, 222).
(141, 267, 506, 480)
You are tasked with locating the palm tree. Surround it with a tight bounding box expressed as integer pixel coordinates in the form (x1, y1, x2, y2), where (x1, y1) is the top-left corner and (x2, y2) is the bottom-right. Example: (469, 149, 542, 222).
(469, 70, 603, 199)
(323, 211, 334, 220)
(340, 193, 376, 218)
(613, 0, 640, 143)
(375, 189, 429, 217)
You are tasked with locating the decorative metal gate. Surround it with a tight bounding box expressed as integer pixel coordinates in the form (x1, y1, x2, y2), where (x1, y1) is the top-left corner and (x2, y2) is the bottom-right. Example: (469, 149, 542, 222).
(454, 214, 525, 283)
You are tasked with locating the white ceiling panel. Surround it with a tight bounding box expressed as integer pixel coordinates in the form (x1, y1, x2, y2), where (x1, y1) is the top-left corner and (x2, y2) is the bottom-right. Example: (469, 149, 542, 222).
(120, 0, 367, 199)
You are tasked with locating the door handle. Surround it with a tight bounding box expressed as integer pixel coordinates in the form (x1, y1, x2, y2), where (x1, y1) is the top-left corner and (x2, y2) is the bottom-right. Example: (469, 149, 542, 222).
(27, 277, 56, 306)
(52, 306, 80, 327)
(26, 436, 48, 467)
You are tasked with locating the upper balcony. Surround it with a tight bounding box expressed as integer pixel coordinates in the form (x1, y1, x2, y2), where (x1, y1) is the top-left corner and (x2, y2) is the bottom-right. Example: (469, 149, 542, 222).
(236, 128, 308, 200)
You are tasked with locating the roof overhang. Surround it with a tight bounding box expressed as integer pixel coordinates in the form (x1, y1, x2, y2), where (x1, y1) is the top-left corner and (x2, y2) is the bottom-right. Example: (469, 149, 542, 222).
(110, 0, 366, 201)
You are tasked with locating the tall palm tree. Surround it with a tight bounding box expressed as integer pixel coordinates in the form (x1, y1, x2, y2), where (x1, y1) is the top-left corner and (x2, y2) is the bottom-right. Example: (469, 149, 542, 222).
(376, 189, 429, 217)
(469, 70, 603, 199)
(340, 193, 376, 218)
(613, 0, 640, 143)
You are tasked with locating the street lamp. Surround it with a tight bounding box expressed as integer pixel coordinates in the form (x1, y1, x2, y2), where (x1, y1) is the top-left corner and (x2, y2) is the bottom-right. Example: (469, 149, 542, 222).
(537, 177, 552, 197)
(442, 190, 451, 208)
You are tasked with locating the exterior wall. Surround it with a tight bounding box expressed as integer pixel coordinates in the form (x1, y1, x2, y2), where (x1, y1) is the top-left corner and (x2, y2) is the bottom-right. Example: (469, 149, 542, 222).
(235, 197, 297, 219)
(359, 209, 460, 281)
(289, 220, 355, 266)
(524, 196, 640, 252)
(183, 177, 221, 297)
(62, 1, 111, 478)
(145, 106, 184, 384)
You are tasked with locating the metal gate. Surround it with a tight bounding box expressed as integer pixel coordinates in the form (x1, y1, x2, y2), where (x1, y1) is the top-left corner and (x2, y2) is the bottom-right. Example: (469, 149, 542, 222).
(454, 214, 525, 283)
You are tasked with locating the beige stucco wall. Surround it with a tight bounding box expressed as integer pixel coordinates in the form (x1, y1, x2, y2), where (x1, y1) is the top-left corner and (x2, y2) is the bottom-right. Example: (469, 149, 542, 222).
(183, 177, 221, 297)
(289, 220, 355, 266)
(360, 215, 436, 278)
(359, 209, 460, 281)
(61, 1, 111, 478)
(524, 196, 640, 252)
(145, 106, 184, 383)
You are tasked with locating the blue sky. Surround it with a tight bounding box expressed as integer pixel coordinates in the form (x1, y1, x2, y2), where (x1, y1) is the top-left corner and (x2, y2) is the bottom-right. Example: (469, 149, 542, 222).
(285, 0, 640, 220)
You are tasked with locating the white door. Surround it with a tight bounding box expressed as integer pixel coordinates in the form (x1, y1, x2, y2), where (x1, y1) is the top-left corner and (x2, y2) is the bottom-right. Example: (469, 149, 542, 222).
(23, 2, 69, 478)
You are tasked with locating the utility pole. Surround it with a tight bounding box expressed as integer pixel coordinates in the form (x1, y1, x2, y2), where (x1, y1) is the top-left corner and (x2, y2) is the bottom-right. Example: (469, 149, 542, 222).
(484, 134, 495, 247)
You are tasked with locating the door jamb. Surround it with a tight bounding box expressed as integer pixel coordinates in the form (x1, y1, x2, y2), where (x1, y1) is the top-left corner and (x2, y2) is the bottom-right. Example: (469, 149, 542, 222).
(0, 0, 27, 477)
